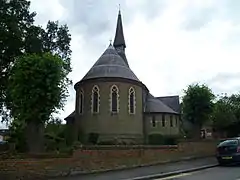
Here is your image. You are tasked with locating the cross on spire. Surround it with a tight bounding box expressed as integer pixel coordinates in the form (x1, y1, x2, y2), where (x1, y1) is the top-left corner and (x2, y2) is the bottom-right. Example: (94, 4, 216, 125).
(119, 4, 121, 13)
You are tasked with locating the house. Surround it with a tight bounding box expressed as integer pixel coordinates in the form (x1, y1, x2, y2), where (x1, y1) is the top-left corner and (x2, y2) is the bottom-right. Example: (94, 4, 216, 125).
(65, 11, 181, 144)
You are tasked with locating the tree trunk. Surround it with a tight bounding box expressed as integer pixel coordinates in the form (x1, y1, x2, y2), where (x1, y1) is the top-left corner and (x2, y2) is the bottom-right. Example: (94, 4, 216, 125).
(25, 121, 44, 153)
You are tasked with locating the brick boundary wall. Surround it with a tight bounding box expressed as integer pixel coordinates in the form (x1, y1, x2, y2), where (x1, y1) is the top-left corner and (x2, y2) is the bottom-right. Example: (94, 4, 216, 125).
(0, 140, 219, 179)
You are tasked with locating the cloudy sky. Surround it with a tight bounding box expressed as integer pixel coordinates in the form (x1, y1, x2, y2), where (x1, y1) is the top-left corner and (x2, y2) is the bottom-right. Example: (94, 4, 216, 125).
(26, 0, 240, 121)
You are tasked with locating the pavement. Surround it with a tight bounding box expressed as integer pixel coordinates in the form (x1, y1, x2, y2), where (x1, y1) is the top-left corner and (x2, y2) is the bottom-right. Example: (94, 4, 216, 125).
(53, 157, 218, 180)
(154, 165, 240, 180)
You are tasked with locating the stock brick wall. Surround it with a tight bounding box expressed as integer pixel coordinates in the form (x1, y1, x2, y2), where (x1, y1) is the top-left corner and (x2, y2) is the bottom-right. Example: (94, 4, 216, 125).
(0, 140, 218, 179)
(178, 140, 218, 155)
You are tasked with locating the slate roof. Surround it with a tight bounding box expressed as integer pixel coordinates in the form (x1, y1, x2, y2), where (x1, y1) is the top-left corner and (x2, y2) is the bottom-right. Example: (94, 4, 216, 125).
(113, 10, 126, 48)
(80, 44, 140, 82)
(117, 50, 129, 67)
(113, 10, 129, 67)
(64, 111, 75, 120)
(145, 94, 178, 114)
(157, 96, 181, 113)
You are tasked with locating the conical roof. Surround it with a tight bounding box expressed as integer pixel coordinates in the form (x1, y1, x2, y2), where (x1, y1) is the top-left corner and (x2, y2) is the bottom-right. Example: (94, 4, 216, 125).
(64, 111, 75, 121)
(113, 10, 126, 48)
(80, 44, 140, 82)
(113, 10, 129, 67)
(145, 94, 178, 114)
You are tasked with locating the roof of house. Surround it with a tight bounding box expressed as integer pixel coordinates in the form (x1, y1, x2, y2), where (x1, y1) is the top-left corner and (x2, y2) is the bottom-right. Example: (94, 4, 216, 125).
(157, 95, 181, 113)
(145, 94, 178, 114)
(64, 111, 75, 120)
(80, 44, 140, 82)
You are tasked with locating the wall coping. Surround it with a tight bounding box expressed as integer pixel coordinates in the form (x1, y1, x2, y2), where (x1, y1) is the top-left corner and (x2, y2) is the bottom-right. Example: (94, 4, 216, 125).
(75, 145, 178, 150)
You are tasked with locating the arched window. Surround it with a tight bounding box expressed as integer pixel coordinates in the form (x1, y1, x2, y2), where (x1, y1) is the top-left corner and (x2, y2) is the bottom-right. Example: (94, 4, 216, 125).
(91, 85, 100, 113)
(79, 89, 84, 114)
(151, 115, 156, 127)
(110, 85, 119, 113)
(162, 114, 165, 127)
(128, 87, 136, 114)
(170, 115, 173, 127)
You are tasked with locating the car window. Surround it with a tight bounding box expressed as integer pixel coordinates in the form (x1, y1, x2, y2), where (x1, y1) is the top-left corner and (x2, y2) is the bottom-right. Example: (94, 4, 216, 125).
(219, 139, 238, 146)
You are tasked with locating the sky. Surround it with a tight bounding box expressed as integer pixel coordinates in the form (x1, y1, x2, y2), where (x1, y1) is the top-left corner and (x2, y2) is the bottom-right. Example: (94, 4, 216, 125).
(2, 0, 240, 127)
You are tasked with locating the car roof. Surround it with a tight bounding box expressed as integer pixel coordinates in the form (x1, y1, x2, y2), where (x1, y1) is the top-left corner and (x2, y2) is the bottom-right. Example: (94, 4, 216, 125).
(220, 137, 240, 143)
(227, 137, 240, 140)
(224, 137, 240, 141)
(232, 137, 240, 140)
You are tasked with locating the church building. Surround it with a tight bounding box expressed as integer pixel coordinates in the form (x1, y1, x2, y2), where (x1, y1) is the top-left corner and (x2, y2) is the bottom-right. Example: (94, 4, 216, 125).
(65, 11, 181, 145)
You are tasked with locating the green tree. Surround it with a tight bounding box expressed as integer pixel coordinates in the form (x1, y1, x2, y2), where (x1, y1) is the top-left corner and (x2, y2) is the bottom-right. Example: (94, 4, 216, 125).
(211, 95, 236, 132)
(227, 94, 240, 137)
(182, 83, 215, 138)
(45, 117, 66, 139)
(0, 0, 35, 121)
(229, 94, 240, 121)
(45, 117, 66, 151)
(6, 53, 70, 153)
(0, 0, 72, 123)
(212, 94, 240, 137)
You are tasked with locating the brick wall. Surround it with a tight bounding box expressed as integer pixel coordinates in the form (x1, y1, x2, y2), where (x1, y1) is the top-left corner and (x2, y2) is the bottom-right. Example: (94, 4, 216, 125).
(178, 140, 218, 155)
(72, 140, 217, 166)
(0, 140, 218, 179)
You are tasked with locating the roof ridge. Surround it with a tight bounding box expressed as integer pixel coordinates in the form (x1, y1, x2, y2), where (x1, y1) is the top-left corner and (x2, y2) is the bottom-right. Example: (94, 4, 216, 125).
(157, 95, 179, 98)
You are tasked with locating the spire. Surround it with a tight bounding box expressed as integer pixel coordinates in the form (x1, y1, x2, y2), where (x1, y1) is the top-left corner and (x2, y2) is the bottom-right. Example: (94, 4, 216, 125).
(113, 8, 129, 67)
(113, 8, 126, 48)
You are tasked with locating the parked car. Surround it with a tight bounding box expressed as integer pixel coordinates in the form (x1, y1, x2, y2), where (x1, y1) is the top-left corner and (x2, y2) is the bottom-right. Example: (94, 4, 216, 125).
(216, 137, 240, 165)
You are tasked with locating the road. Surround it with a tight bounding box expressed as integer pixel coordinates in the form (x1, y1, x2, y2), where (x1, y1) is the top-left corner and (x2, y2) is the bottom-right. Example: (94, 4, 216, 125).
(53, 157, 217, 180)
(154, 165, 240, 180)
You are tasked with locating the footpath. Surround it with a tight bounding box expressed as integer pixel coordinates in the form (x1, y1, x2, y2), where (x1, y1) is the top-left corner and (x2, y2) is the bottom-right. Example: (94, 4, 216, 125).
(55, 156, 218, 180)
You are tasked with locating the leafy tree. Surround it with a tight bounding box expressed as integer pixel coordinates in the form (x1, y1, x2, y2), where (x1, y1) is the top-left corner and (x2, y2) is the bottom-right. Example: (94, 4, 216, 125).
(229, 94, 240, 120)
(45, 117, 66, 151)
(45, 117, 66, 139)
(228, 94, 240, 136)
(182, 83, 215, 138)
(0, 0, 72, 123)
(6, 53, 70, 153)
(0, 0, 36, 121)
(212, 94, 240, 137)
(211, 95, 236, 131)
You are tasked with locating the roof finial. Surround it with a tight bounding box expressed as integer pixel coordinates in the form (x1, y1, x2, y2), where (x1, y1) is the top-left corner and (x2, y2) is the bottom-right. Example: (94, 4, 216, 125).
(118, 4, 121, 14)
(109, 39, 112, 45)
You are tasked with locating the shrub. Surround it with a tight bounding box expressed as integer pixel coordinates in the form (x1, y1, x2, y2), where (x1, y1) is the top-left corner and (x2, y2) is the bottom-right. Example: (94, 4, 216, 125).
(97, 140, 116, 145)
(164, 136, 178, 145)
(148, 134, 179, 145)
(0, 142, 9, 152)
(59, 146, 74, 155)
(72, 141, 82, 149)
(44, 133, 65, 151)
(87, 133, 99, 145)
(148, 134, 164, 145)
